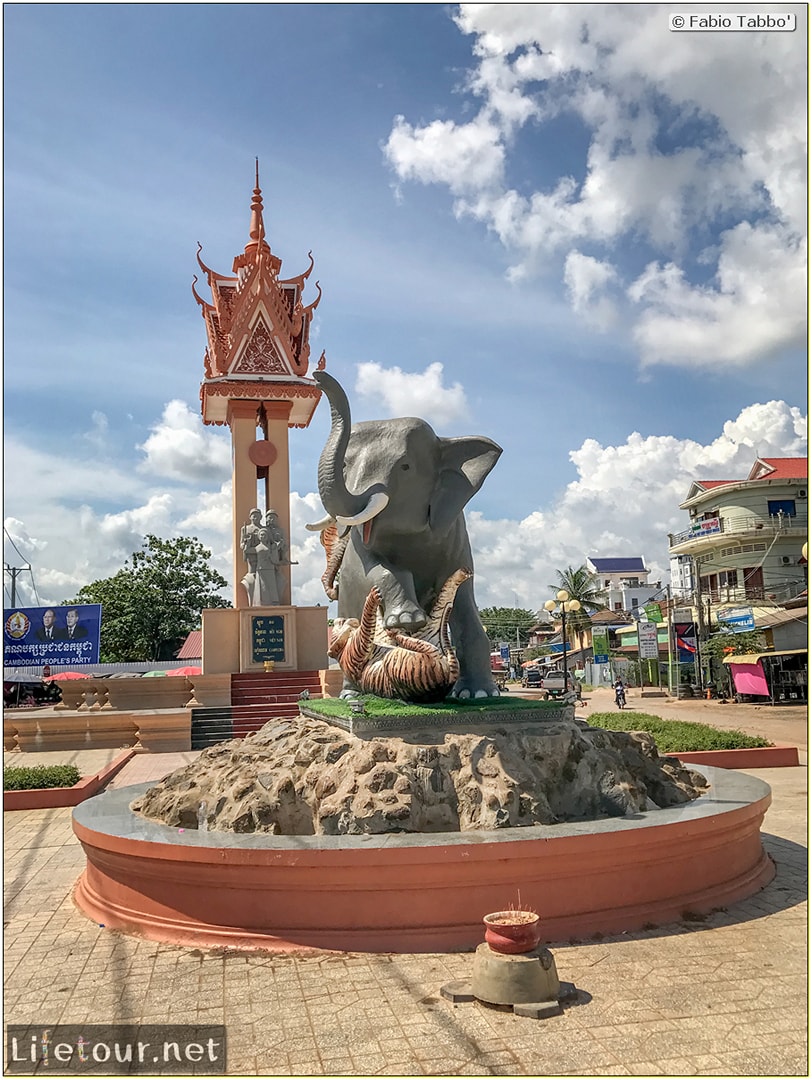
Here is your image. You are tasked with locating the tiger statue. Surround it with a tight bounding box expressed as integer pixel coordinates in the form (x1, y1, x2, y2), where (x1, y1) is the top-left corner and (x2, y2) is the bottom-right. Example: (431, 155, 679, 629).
(318, 523, 349, 601)
(328, 568, 472, 702)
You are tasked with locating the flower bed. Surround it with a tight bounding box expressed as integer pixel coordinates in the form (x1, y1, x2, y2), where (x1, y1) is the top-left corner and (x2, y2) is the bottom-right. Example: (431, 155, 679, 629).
(3, 750, 135, 811)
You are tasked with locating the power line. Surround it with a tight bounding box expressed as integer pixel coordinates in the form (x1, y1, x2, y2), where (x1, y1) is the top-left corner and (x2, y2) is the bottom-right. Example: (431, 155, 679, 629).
(3, 529, 41, 606)
(3, 527, 28, 565)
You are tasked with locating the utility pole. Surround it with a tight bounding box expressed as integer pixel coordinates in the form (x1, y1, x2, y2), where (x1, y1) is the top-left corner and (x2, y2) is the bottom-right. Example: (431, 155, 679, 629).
(665, 584, 675, 696)
(692, 556, 707, 692)
(4, 564, 30, 607)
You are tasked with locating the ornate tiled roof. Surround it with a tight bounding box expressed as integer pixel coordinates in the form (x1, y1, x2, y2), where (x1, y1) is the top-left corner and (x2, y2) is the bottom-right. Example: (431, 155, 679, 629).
(195, 164, 324, 427)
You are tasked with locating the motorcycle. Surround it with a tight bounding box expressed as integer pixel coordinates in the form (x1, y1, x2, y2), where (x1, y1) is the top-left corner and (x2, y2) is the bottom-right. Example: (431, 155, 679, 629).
(614, 685, 626, 709)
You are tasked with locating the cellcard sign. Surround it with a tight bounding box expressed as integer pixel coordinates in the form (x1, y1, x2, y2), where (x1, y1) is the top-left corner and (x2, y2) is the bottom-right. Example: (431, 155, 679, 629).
(3, 605, 101, 668)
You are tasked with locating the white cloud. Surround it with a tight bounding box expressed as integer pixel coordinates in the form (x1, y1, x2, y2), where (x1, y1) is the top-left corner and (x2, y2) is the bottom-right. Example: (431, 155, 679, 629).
(384, 4, 807, 371)
(563, 251, 618, 330)
(3, 518, 48, 559)
(83, 411, 109, 450)
(628, 222, 807, 368)
(179, 482, 232, 536)
(138, 399, 231, 482)
(355, 362, 470, 427)
(385, 114, 505, 195)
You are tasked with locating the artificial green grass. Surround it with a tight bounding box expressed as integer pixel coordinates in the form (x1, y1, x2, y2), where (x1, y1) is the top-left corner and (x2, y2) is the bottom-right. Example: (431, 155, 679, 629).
(303, 698, 772, 753)
(589, 711, 771, 753)
(4, 765, 82, 791)
(304, 694, 554, 720)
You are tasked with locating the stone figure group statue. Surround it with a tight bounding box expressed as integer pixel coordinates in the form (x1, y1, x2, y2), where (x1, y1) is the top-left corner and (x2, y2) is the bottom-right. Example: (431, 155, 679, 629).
(307, 370, 502, 700)
(240, 508, 289, 607)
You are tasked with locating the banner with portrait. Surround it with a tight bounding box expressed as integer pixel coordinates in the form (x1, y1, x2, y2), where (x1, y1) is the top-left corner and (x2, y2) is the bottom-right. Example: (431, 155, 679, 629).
(4, 605, 102, 668)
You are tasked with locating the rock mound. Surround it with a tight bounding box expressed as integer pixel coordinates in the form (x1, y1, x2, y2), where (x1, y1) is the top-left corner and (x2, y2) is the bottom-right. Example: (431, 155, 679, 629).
(130, 715, 708, 836)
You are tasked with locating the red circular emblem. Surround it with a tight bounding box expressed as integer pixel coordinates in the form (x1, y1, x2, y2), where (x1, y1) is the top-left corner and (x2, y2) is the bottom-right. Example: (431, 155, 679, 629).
(248, 440, 278, 467)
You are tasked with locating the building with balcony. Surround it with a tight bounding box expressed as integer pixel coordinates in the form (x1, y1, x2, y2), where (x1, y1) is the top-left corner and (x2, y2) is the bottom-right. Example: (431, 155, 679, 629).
(668, 457, 807, 607)
(584, 556, 661, 614)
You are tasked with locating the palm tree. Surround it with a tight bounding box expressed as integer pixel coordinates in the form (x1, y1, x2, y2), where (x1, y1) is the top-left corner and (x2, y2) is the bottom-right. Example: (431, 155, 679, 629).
(547, 565, 608, 651)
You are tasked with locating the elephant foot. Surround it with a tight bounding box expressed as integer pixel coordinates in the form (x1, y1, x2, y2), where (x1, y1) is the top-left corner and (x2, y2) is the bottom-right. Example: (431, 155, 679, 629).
(450, 684, 500, 700)
(339, 689, 362, 700)
(383, 605, 428, 631)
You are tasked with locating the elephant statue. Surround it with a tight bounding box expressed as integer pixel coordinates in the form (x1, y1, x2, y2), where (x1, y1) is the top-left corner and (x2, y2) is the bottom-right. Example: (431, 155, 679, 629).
(307, 370, 502, 699)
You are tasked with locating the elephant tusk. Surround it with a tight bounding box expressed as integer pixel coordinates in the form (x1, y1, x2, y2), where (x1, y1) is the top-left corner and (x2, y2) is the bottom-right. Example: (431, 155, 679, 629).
(335, 491, 390, 528)
(305, 515, 336, 532)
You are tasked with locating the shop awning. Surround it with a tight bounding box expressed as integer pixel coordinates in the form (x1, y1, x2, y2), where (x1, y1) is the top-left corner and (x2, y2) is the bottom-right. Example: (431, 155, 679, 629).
(723, 649, 808, 665)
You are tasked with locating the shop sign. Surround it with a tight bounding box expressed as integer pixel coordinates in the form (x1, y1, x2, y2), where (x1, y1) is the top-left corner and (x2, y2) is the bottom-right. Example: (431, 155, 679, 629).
(638, 621, 660, 659)
(717, 607, 755, 633)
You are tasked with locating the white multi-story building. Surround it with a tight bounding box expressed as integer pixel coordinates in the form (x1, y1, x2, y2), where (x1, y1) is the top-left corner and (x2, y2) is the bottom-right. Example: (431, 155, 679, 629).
(584, 557, 662, 615)
(668, 457, 807, 607)
(670, 554, 695, 598)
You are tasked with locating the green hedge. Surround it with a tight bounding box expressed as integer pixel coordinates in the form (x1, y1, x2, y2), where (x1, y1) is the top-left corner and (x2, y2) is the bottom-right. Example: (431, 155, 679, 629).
(589, 711, 771, 753)
(4, 765, 82, 791)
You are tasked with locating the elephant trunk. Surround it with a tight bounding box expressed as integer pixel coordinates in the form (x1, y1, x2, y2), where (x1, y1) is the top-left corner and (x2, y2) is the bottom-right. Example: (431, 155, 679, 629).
(313, 370, 388, 529)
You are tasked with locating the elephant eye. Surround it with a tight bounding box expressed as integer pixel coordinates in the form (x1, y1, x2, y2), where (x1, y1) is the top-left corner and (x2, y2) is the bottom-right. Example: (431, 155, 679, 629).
(400, 462, 410, 471)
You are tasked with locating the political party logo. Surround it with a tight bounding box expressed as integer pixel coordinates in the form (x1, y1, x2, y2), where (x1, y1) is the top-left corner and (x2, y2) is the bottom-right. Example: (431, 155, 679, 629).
(4, 612, 30, 640)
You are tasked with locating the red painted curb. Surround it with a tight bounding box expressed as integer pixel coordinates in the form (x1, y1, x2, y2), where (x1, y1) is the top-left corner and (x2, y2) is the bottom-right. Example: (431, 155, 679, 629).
(4, 750, 135, 811)
(72, 768, 775, 954)
(677, 744, 799, 769)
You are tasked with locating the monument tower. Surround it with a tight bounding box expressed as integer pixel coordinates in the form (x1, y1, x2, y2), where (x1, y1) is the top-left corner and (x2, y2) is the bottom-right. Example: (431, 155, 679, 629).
(193, 166, 328, 674)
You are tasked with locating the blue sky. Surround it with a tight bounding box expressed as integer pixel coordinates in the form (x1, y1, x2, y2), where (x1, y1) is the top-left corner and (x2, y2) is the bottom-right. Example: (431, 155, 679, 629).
(4, 3, 807, 614)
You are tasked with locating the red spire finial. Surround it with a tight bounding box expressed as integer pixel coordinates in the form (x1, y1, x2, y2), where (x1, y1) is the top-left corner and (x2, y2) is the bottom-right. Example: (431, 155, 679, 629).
(249, 158, 264, 245)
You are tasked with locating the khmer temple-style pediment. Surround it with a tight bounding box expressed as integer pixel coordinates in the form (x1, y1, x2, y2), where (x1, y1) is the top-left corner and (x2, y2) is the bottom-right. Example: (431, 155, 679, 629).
(195, 164, 323, 427)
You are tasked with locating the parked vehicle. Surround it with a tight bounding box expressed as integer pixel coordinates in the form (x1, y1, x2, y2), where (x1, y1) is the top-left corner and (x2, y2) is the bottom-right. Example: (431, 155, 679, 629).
(542, 671, 581, 700)
(521, 666, 543, 688)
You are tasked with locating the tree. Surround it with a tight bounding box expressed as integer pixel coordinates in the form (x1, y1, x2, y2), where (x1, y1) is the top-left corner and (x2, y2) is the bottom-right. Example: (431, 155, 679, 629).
(478, 607, 537, 648)
(66, 535, 231, 662)
(704, 628, 767, 661)
(547, 564, 608, 648)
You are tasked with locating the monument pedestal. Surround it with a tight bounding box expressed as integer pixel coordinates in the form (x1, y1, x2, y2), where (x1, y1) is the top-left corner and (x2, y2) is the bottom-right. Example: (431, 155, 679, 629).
(200, 605, 328, 675)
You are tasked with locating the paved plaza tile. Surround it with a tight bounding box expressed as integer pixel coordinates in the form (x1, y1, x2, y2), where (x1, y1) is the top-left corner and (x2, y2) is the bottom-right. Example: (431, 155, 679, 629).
(2, 762, 807, 1076)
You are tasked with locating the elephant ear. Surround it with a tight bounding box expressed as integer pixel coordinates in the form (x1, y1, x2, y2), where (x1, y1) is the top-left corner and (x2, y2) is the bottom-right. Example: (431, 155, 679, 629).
(429, 437, 502, 533)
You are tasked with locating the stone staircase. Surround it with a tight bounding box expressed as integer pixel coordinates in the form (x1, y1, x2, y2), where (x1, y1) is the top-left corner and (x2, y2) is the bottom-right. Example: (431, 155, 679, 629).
(190, 670, 323, 749)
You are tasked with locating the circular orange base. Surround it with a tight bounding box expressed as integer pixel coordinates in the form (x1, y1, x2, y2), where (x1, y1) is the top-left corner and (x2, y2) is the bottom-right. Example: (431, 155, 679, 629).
(73, 768, 774, 953)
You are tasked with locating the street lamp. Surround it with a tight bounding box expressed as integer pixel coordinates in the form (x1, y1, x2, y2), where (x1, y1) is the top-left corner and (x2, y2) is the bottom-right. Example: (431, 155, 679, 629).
(544, 590, 581, 690)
